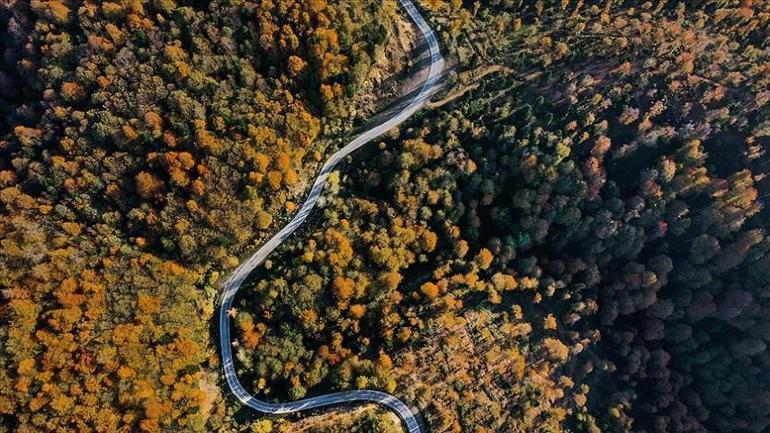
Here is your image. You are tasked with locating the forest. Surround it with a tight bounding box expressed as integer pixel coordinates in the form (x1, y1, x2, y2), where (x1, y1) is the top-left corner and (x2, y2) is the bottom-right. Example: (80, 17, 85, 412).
(0, 0, 407, 432)
(229, 0, 770, 432)
(3, 0, 770, 433)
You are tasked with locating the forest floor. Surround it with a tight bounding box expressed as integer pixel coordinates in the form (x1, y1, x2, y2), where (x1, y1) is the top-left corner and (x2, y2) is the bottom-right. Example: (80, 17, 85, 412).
(427, 64, 512, 109)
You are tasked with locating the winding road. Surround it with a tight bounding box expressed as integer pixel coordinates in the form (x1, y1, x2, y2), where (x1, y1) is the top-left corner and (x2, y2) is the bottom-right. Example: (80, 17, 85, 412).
(218, 1, 444, 432)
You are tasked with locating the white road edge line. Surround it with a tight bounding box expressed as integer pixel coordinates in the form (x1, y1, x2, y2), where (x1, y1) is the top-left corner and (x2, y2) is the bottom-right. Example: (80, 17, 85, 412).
(219, 1, 444, 432)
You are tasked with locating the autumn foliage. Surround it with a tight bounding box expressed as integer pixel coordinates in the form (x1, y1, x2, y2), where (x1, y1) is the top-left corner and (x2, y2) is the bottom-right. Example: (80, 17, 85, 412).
(0, 0, 400, 431)
(228, 1, 770, 432)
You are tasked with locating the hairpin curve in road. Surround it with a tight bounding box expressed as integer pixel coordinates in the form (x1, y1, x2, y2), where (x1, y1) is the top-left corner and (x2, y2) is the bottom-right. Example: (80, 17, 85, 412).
(219, 1, 444, 431)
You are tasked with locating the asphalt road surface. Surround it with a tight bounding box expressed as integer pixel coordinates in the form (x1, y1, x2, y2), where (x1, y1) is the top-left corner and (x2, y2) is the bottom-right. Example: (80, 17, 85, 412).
(219, 1, 444, 432)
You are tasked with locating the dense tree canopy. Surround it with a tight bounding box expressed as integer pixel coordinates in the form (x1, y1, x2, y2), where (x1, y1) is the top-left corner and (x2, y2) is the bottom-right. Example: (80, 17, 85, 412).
(231, 1, 770, 432)
(0, 0, 405, 431)
(3, 0, 770, 432)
